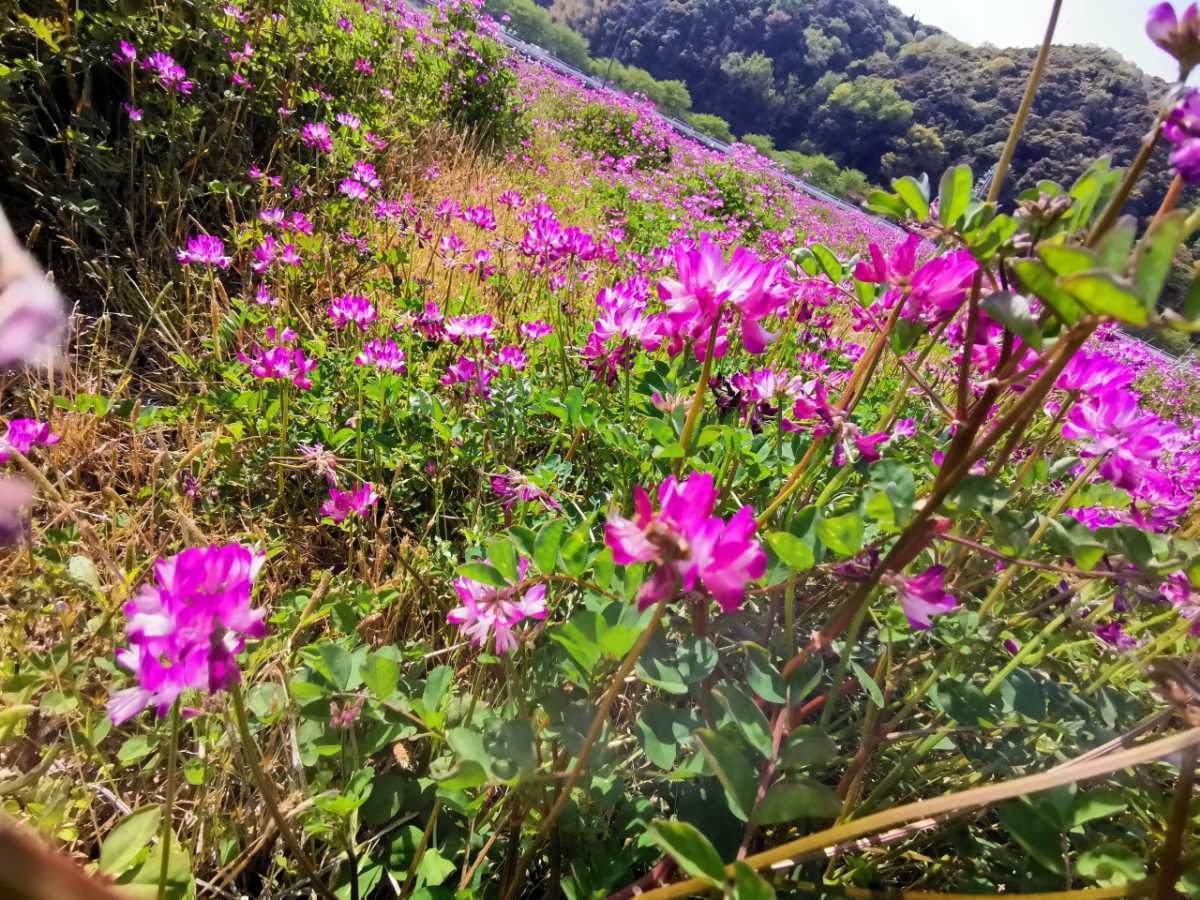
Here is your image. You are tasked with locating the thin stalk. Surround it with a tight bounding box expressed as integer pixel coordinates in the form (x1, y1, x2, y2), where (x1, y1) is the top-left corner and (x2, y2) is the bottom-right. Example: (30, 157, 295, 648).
(635, 727, 1200, 899)
(1088, 123, 1165, 246)
(1154, 745, 1196, 900)
(400, 800, 442, 900)
(819, 602, 872, 729)
(987, 0, 1063, 203)
(976, 453, 1104, 620)
(157, 707, 180, 900)
(675, 316, 722, 468)
(500, 598, 670, 900)
(230, 683, 337, 900)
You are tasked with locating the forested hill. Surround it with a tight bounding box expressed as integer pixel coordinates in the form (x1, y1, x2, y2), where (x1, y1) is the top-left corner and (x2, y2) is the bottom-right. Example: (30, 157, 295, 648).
(546, 0, 1177, 215)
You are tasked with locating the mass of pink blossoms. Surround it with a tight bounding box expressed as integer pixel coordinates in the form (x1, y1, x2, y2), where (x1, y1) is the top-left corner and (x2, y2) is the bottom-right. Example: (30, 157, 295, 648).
(108, 543, 266, 724)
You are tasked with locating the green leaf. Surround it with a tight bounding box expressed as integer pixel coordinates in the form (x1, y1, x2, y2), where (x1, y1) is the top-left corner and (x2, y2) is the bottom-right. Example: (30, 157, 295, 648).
(637, 701, 702, 769)
(765, 532, 815, 571)
(1094, 215, 1137, 271)
(636, 633, 718, 694)
(980, 291, 1043, 350)
(744, 643, 786, 704)
(422, 665, 453, 718)
(560, 523, 590, 578)
(1061, 271, 1148, 326)
(117, 734, 155, 766)
(810, 243, 844, 283)
(1038, 243, 1100, 278)
(714, 685, 773, 759)
(1070, 790, 1127, 828)
(780, 726, 838, 769)
(457, 562, 507, 588)
(694, 728, 759, 821)
(732, 862, 776, 900)
(1013, 259, 1083, 324)
(99, 806, 161, 876)
(817, 511, 864, 557)
(996, 801, 1065, 874)
(938, 164, 972, 226)
(893, 175, 930, 221)
(868, 460, 915, 529)
(416, 846, 456, 886)
(319, 643, 358, 691)
(756, 778, 841, 824)
(487, 538, 519, 583)
(362, 652, 400, 700)
(867, 190, 908, 220)
(1133, 209, 1193, 307)
(645, 820, 727, 888)
(534, 520, 566, 573)
(849, 660, 884, 707)
(1077, 844, 1146, 886)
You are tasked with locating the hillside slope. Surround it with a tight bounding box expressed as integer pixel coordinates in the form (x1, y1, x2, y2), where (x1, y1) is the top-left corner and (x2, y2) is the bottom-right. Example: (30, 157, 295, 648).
(552, 0, 1177, 214)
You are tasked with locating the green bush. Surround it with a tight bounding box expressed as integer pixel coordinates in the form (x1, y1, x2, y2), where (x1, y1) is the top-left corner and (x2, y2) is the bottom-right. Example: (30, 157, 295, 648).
(0, 0, 524, 317)
(686, 111, 734, 143)
(484, 0, 590, 69)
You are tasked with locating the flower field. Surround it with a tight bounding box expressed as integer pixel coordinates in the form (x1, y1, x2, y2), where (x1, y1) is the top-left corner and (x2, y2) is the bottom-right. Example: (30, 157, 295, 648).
(5, 1, 1200, 898)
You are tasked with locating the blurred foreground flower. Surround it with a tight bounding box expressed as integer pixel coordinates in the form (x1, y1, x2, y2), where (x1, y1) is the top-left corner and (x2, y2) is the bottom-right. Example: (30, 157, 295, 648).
(0, 204, 66, 548)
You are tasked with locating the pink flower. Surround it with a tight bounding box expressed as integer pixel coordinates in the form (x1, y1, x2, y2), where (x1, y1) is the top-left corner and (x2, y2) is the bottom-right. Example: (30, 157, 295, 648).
(112, 41, 137, 64)
(140, 52, 192, 94)
(491, 472, 561, 513)
(884, 566, 958, 630)
(0, 212, 65, 372)
(519, 319, 553, 341)
(350, 160, 380, 188)
(445, 313, 496, 343)
(108, 544, 267, 724)
(122, 102, 143, 121)
(441, 356, 495, 399)
(320, 482, 379, 523)
(339, 178, 370, 201)
(496, 346, 527, 371)
(355, 338, 406, 372)
(0, 418, 60, 463)
(301, 121, 333, 153)
(177, 234, 230, 268)
(237, 331, 317, 390)
(1062, 390, 1167, 458)
(0, 477, 33, 546)
(1056, 351, 1135, 396)
(657, 234, 782, 354)
(1147, 3, 1200, 75)
(336, 112, 362, 130)
(855, 234, 977, 324)
(327, 294, 376, 330)
(1164, 90, 1200, 182)
(605, 472, 766, 612)
(448, 557, 546, 654)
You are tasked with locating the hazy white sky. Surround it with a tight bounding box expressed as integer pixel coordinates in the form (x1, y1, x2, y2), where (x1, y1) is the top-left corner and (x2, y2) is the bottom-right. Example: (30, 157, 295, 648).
(888, 0, 1179, 81)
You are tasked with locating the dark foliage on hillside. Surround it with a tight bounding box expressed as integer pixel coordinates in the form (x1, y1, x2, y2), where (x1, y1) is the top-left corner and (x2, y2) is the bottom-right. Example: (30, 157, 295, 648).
(553, 0, 1180, 216)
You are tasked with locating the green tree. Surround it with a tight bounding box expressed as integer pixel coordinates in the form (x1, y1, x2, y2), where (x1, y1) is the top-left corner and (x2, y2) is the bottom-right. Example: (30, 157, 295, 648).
(687, 112, 735, 143)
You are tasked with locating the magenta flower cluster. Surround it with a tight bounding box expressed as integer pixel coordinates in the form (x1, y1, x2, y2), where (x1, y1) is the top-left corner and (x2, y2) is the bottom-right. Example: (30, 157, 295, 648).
(108, 544, 267, 724)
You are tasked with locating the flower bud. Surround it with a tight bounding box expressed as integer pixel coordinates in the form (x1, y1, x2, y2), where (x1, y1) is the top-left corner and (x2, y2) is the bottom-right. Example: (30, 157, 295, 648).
(1147, 2, 1200, 80)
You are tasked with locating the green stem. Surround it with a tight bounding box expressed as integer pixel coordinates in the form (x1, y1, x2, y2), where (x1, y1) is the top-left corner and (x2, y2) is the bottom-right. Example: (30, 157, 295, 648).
(675, 315, 722, 470)
(230, 682, 337, 900)
(987, 0, 1063, 203)
(499, 598, 671, 900)
(157, 707, 180, 900)
(819, 601, 872, 729)
(976, 453, 1104, 620)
